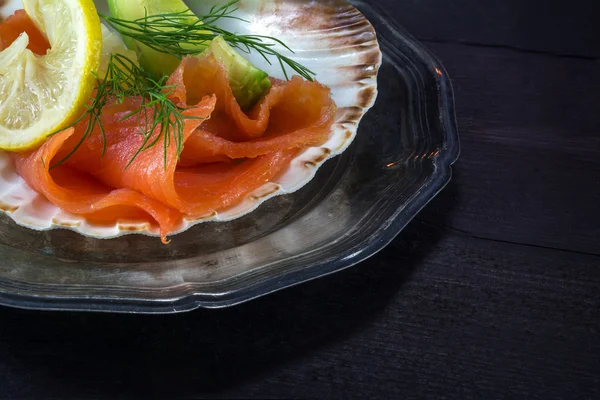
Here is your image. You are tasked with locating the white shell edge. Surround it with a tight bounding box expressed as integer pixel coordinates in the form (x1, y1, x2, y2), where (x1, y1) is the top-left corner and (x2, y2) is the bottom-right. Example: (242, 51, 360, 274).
(0, 0, 382, 240)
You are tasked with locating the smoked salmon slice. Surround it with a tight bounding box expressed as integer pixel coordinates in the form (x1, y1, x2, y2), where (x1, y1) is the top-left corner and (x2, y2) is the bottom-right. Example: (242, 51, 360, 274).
(51, 95, 296, 217)
(172, 55, 337, 165)
(6, 34, 337, 242)
(170, 55, 337, 143)
(13, 95, 217, 243)
(0, 10, 50, 54)
(13, 127, 184, 243)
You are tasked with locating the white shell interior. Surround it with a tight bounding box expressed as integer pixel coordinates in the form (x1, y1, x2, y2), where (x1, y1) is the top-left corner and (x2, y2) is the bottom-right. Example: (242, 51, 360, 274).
(0, 0, 381, 240)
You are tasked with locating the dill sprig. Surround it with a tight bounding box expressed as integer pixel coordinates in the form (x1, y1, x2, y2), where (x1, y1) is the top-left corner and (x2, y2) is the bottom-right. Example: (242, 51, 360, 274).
(50, 53, 203, 169)
(99, 0, 316, 81)
(49, 1, 312, 168)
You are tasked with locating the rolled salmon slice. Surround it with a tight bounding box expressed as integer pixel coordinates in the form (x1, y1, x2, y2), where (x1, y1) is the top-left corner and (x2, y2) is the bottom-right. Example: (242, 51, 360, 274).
(51, 95, 296, 217)
(9, 49, 337, 242)
(169, 56, 337, 141)
(13, 127, 183, 243)
(49, 56, 335, 218)
(0, 10, 50, 54)
(12, 94, 218, 241)
(172, 55, 337, 164)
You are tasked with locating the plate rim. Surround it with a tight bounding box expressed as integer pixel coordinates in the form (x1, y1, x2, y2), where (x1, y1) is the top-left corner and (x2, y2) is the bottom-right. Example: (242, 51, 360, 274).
(0, 0, 460, 314)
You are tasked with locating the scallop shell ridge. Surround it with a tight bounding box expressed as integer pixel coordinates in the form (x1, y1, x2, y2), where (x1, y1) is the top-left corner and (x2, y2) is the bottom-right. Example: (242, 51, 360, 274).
(0, 0, 381, 239)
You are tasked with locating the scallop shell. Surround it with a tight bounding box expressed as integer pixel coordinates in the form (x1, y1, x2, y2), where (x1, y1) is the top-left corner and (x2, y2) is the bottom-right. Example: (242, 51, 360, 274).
(0, 0, 381, 240)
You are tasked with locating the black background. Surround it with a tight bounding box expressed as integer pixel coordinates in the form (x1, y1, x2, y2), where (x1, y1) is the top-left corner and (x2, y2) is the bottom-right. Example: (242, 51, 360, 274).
(1, 0, 599, 398)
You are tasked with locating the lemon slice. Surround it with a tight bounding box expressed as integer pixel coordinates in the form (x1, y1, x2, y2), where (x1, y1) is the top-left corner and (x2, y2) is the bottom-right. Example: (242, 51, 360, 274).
(0, 0, 102, 151)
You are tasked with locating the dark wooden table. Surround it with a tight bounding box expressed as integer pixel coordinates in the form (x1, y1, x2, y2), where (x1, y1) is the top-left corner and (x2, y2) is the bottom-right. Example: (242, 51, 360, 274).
(1, 0, 599, 398)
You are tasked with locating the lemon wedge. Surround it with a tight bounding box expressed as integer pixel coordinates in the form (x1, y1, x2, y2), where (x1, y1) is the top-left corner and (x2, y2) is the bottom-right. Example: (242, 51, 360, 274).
(0, 0, 102, 151)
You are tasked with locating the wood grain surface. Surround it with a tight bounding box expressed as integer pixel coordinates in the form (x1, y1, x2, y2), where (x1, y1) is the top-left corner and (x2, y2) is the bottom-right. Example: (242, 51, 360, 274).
(1, 0, 599, 399)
